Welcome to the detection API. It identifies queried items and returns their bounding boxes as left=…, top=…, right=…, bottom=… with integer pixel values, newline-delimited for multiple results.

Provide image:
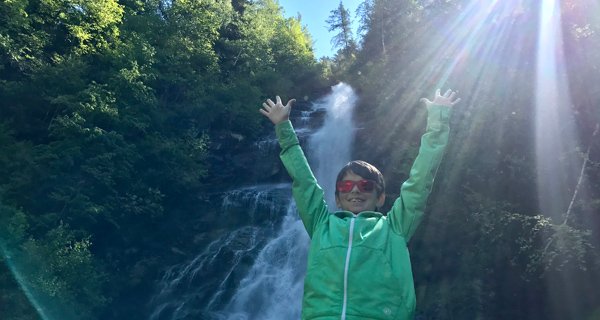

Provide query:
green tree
left=326, top=1, right=357, bottom=55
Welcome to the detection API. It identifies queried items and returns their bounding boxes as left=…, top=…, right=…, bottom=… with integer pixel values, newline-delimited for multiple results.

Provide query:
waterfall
left=148, top=83, right=358, bottom=320
left=308, top=83, right=357, bottom=208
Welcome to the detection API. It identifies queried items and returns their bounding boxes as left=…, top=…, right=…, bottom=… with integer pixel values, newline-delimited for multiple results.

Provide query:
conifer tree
left=326, top=1, right=356, bottom=55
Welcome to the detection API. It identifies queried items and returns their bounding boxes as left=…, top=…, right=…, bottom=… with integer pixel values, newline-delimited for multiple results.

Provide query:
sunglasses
left=336, top=179, right=377, bottom=193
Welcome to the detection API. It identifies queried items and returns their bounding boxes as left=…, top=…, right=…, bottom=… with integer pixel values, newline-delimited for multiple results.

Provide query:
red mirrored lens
left=336, top=180, right=376, bottom=193
left=358, top=180, right=375, bottom=192
left=336, top=181, right=354, bottom=193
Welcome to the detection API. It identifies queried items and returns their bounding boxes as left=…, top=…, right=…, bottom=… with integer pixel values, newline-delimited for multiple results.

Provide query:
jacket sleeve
left=387, top=105, right=450, bottom=241
left=276, top=120, right=330, bottom=237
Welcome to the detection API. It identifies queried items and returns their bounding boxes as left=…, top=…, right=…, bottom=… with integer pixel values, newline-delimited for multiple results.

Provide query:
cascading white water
left=148, top=184, right=292, bottom=320
left=148, top=83, right=358, bottom=320
left=308, top=83, right=358, bottom=208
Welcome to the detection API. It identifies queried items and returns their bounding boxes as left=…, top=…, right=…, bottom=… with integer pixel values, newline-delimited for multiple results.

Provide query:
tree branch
left=563, top=123, right=599, bottom=225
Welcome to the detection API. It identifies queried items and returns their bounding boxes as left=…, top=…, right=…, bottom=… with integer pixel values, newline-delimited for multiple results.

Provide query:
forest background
left=1, top=0, right=599, bottom=319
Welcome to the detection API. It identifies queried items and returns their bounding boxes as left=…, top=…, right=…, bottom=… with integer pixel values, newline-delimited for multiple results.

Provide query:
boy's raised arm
left=260, top=96, right=329, bottom=237
left=387, top=89, right=460, bottom=241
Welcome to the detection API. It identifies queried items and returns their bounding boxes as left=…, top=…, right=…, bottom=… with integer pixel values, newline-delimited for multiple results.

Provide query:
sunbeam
left=535, top=0, right=580, bottom=220
left=374, top=0, right=532, bottom=151
left=535, top=1, right=591, bottom=318
left=375, top=0, right=535, bottom=194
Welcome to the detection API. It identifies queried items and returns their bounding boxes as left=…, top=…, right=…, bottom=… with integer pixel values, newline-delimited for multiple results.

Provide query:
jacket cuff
left=276, top=120, right=299, bottom=149
left=426, top=104, right=451, bottom=131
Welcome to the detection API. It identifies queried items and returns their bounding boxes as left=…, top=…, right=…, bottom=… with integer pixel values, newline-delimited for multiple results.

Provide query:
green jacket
left=276, top=105, right=450, bottom=320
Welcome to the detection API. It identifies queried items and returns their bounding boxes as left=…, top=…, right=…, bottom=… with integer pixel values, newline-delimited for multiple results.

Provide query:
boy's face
left=335, top=171, right=385, bottom=214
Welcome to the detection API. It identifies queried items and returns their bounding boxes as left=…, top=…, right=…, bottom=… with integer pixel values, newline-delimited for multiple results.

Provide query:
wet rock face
left=207, top=132, right=283, bottom=185
left=208, top=99, right=329, bottom=186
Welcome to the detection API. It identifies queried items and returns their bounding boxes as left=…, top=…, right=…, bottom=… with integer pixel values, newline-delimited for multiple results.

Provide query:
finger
left=444, top=89, right=452, bottom=97
left=286, top=98, right=296, bottom=108
left=451, top=98, right=462, bottom=105
left=267, top=99, right=275, bottom=107
left=420, top=98, right=431, bottom=105
left=448, top=91, right=457, bottom=100
left=276, top=95, right=282, bottom=105
left=259, top=108, right=270, bottom=116
left=435, top=89, right=441, bottom=97
left=262, top=102, right=271, bottom=111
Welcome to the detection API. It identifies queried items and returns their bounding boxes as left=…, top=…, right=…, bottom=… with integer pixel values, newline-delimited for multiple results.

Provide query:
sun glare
left=379, top=0, right=586, bottom=217
left=374, top=0, right=594, bottom=232
left=379, top=0, right=531, bottom=141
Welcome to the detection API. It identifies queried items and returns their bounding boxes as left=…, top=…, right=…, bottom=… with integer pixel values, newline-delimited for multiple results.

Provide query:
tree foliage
left=0, top=0, right=326, bottom=318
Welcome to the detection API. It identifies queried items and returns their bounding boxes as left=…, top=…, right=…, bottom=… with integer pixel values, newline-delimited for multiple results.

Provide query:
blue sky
left=278, top=0, right=363, bottom=58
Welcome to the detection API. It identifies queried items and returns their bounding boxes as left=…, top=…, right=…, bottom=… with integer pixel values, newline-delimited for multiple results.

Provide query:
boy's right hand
left=420, top=89, right=460, bottom=107
left=260, top=96, right=296, bottom=125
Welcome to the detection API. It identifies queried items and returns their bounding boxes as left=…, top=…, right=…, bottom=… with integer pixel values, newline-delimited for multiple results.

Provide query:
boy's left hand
left=421, top=89, right=461, bottom=107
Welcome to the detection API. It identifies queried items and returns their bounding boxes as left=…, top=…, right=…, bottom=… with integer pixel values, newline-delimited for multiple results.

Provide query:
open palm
left=259, top=96, right=296, bottom=125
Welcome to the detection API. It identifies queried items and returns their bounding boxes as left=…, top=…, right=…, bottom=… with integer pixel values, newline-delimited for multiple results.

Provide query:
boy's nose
left=350, top=185, right=360, bottom=193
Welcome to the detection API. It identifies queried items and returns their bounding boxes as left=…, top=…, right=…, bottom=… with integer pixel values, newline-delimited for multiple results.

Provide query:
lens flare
left=1, top=244, right=50, bottom=320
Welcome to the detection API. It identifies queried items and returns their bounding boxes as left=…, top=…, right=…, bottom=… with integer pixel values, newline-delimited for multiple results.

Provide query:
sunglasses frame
left=336, top=179, right=377, bottom=193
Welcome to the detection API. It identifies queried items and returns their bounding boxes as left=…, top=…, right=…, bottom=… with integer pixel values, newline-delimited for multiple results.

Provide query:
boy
left=259, top=89, right=459, bottom=320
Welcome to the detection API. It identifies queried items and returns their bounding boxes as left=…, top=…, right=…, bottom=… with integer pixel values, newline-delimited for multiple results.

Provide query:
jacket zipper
left=341, top=217, right=355, bottom=320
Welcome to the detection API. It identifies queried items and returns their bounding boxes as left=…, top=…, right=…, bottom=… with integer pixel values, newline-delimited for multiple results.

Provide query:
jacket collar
left=334, top=210, right=383, bottom=219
